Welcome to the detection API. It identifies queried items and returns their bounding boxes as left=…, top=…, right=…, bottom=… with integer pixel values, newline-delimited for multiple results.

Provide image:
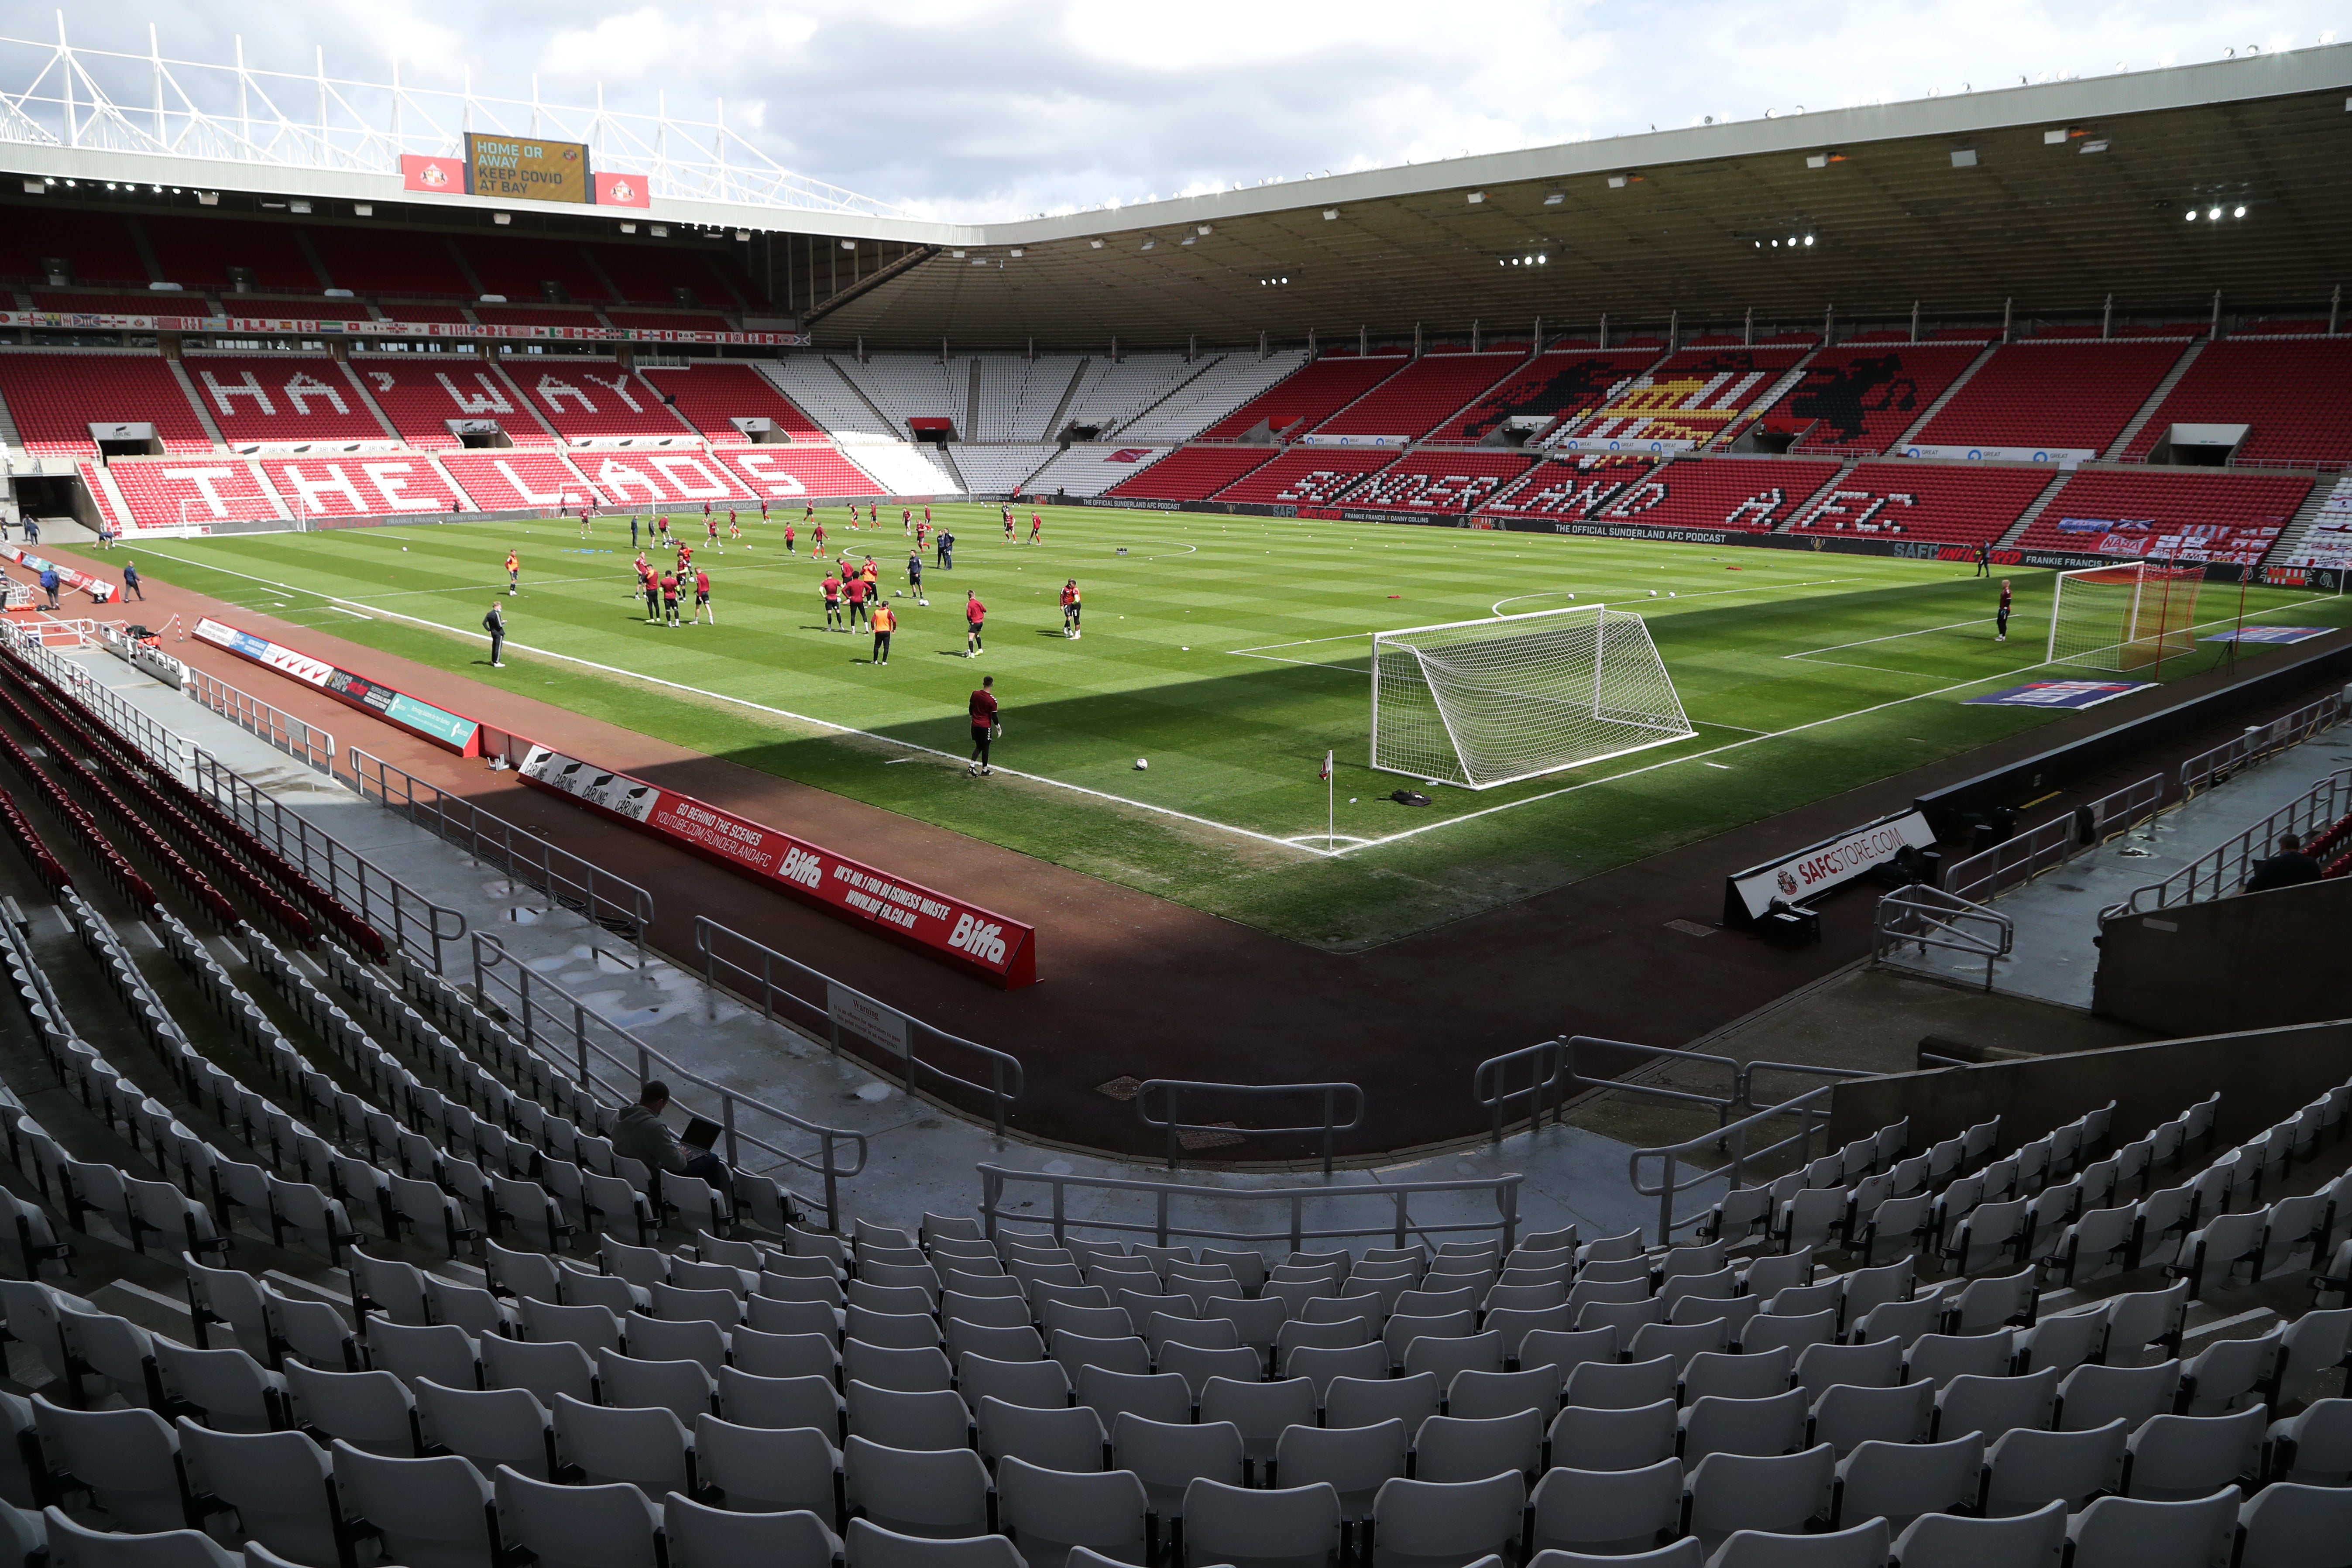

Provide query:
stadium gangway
left=976, top=1163, right=1524, bottom=1255
left=2177, top=690, right=2349, bottom=799
left=470, top=930, right=869, bottom=1231
left=1473, top=1039, right=1581, bottom=1146
left=1549, top=1036, right=1873, bottom=1148
left=1872, top=885, right=2015, bottom=992
left=693, top=914, right=1023, bottom=1139
left=1625, top=1084, right=1842, bottom=1245
left=191, top=750, right=466, bottom=974
left=1939, top=772, right=2167, bottom=905
left=1, top=621, right=194, bottom=778
left=349, top=746, right=655, bottom=967
left=1133, top=1080, right=1365, bottom=1177
left=181, top=663, right=336, bottom=776
left=2106, top=765, right=2352, bottom=925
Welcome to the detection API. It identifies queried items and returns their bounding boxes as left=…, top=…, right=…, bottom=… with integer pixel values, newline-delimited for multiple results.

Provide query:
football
left=1134, top=758, right=1149, bottom=770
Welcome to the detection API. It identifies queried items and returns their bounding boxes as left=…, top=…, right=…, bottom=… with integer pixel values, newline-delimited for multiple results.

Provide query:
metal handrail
left=1939, top=773, right=2166, bottom=904
left=691, top=915, right=1023, bottom=1138
left=0, top=623, right=194, bottom=778
left=189, top=749, right=467, bottom=972
left=183, top=665, right=335, bottom=774
left=976, top=1163, right=1524, bottom=1253
left=1875, top=885, right=2015, bottom=990
left=2178, top=694, right=2346, bottom=799
left=1628, top=1084, right=1841, bottom=1242
left=469, top=930, right=869, bottom=1230
left=2107, top=766, right=2352, bottom=923
left=1473, top=1038, right=1577, bottom=1145
left=1133, top=1080, right=1365, bottom=1176
left=1559, top=1037, right=1744, bottom=1127
left=348, top=746, right=653, bottom=963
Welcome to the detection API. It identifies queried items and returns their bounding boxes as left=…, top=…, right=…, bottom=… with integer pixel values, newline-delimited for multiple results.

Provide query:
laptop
left=680, top=1115, right=723, bottom=1153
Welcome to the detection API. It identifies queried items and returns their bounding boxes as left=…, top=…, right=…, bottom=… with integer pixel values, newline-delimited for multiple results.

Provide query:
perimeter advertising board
left=465, top=134, right=591, bottom=204
left=192, top=617, right=481, bottom=755
left=1723, top=809, right=1937, bottom=925
left=515, top=744, right=1039, bottom=988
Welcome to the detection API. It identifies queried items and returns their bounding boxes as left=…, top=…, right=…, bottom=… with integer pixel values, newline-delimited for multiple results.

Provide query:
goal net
left=1371, top=604, right=1694, bottom=789
left=2046, top=562, right=2205, bottom=671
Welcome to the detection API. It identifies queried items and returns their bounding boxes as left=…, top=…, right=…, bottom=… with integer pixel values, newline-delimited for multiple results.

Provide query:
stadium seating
left=0, top=209, right=151, bottom=287
left=75, top=461, right=132, bottom=535
left=1483, top=454, right=1658, bottom=522
left=1195, top=353, right=1404, bottom=440
left=1100, top=446, right=1277, bottom=501
left=1560, top=347, right=1813, bottom=449
left=842, top=443, right=965, bottom=497
left=1116, top=352, right=1310, bottom=443
left=347, top=358, right=555, bottom=448
left=1310, top=353, right=1522, bottom=441
left=568, top=449, right=752, bottom=507
left=106, top=456, right=285, bottom=528
left=835, top=357, right=968, bottom=439
left=1212, top=447, right=1398, bottom=506
left=2118, top=338, right=2352, bottom=468
left=1589, top=456, right=1844, bottom=532
left=505, top=362, right=697, bottom=443
left=591, top=244, right=733, bottom=307
left=714, top=446, right=887, bottom=500
left=2011, top=470, right=2312, bottom=566
left=473, top=307, right=610, bottom=331
left=26, top=292, right=188, bottom=317
left=945, top=445, right=1058, bottom=495
left=970, top=357, right=1086, bottom=443
left=761, top=360, right=901, bottom=444
left=303, top=230, right=475, bottom=298
left=1346, top=451, right=1538, bottom=514
left=2283, top=479, right=2352, bottom=569
left=1023, top=445, right=1172, bottom=498
left=454, top=238, right=613, bottom=305
left=437, top=451, right=605, bottom=509
left=638, top=365, right=829, bottom=444
left=1424, top=349, right=1663, bottom=444
left=1784, top=463, right=2057, bottom=547
left=1056, top=355, right=1200, bottom=438
left=180, top=357, right=394, bottom=447
left=1762, top=345, right=1988, bottom=456
left=256, top=456, right=465, bottom=519
left=605, top=311, right=734, bottom=333
left=0, top=352, right=214, bottom=456
left=144, top=217, right=321, bottom=294
left=1915, top=341, right=2191, bottom=455
left=374, top=305, right=476, bottom=326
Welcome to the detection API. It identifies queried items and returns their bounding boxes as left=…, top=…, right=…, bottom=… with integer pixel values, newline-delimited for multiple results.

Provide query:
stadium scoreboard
left=464, top=133, right=591, bottom=203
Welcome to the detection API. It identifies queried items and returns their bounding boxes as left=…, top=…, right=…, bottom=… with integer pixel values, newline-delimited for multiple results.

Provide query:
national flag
left=1319, top=749, right=1333, bottom=781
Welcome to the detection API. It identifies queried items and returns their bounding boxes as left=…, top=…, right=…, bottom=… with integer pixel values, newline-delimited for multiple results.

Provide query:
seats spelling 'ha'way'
left=181, top=356, right=391, bottom=447
left=347, top=358, right=554, bottom=449
left=510, top=361, right=698, bottom=443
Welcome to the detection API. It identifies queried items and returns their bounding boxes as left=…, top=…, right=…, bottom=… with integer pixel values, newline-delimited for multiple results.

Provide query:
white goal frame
left=2046, top=560, right=2204, bottom=672
left=1370, top=603, right=1695, bottom=790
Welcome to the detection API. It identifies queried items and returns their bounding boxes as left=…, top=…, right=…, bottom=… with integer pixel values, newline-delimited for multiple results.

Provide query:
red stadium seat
left=108, top=456, right=285, bottom=529
left=1483, top=454, right=1658, bottom=522
left=569, top=449, right=752, bottom=507
left=2011, top=470, right=2311, bottom=566
left=1915, top=341, right=2190, bottom=455
left=1425, top=350, right=1663, bottom=444
left=2119, top=338, right=2352, bottom=468
left=145, top=216, right=320, bottom=293
left=347, top=357, right=553, bottom=448
left=0, top=351, right=214, bottom=456
left=639, top=365, right=829, bottom=444
left=1102, top=446, right=1278, bottom=501
left=1195, top=354, right=1405, bottom=440
left=714, top=447, right=886, bottom=500
left=182, top=356, right=393, bottom=446
left=1350, top=451, right=1538, bottom=514
left=507, top=360, right=697, bottom=442
left=1312, top=354, right=1523, bottom=441
left=1572, top=456, right=1844, bottom=532
left=1213, top=447, right=1397, bottom=505
left=438, top=452, right=605, bottom=509
left=258, top=456, right=464, bottom=518
left=1784, top=463, right=2056, bottom=547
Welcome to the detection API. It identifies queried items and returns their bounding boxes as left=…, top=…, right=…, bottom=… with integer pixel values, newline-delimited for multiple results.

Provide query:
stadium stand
left=1310, top=352, right=1522, bottom=441
left=843, top=442, right=965, bottom=496
left=1101, top=445, right=1276, bottom=501
left=0, top=209, right=150, bottom=287
left=0, top=351, right=214, bottom=456
left=1346, top=451, right=1538, bottom=514
left=1483, top=453, right=1658, bottom=522
left=1592, top=456, right=1845, bottom=532
left=437, top=451, right=604, bottom=509
left=1195, top=352, right=1402, bottom=440
left=714, top=446, right=886, bottom=500
left=25, top=292, right=188, bottom=316
left=1785, top=463, right=2058, bottom=547
left=373, top=304, right=475, bottom=326
left=108, top=456, right=286, bottom=529
left=1761, top=344, right=1988, bottom=455
left=2010, top=470, right=2313, bottom=566
left=637, top=364, right=828, bottom=444
left=1213, top=447, right=1399, bottom=506
left=589, top=244, right=735, bottom=307
left=347, top=358, right=555, bottom=449
left=604, top=310, right=733, bottom=333
left=568, top=449, right=752, bottom=507
left=473, top=306, right=610, bottom=331
left=504, top=362, right=697, bottom=443
left=454, top=238, right=611, bottom=305
left=835, top=356, right=969, bottom=439
left=302, top=230, right=474, bottom=298
left=143, top=217, right=321, bottom=295
left=2283, top=479, right=2352, bottom=569
left=1425, top=349, right=1663, bottom=444
left=1559, top=347, right=1813, bottom=449
left=1914, top=341, right=2191, bottom=455
left=1115, top=351, right=1310, bottom=442
left=2118, top=338, right=2352, bottom=468
left=1021, top=445, right=1172, bottom=498
left=970, top=357, right=1086, bottom=443
left=760, top=360, right=900, bottom=444
left=1055, top=355, right=1201, bottom=438
left=179, top=356, right=395, bottom=447
left=946, top=444, right=1057, bottom=495
left=256, top=455, right=466, bottom=518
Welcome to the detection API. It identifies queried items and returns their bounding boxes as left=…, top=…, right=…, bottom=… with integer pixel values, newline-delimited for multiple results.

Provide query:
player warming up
left=505, top=550, right=520, bottom=595
left=1002, top=506, right=1015, bottom=541
left=695, top=569, right=715, bottom=625
left=659, top=569, right=681, bottom=628
left=1029, top=511, right=1043, bottom=545
left=638, top=559, right=659, bottom=622
left=845, top=570, right=869, bottom=630
left=1061, top=579, right=1082, bottom=638
left=964, top=589, right=986, bottom=657
left=812, top=521, right=827, bottom=558
left=1995, top=578, right=2013, bottom=643
left=869, top=599, right=895, bottom=665
left=968, top=675, right=998, bottom=775
left=907, top=548, right=924, bottom=604
left=784, top=521, right=797, bottom=554
left=822, top=568, right=844, bottom=631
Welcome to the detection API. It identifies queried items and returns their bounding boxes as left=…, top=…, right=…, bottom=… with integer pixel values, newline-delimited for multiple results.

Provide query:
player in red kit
left=964, top=589, right=986, bottom=657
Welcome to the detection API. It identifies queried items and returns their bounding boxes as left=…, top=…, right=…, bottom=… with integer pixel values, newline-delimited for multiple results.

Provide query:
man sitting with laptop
left=614, top=1080, right=733, bottom=1197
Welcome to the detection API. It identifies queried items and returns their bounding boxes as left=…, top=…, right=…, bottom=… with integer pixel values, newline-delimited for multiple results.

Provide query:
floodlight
left=1323, top=208, right=1339, bottom=220
left=1803, top=234, right=1814, bottom=245
left=492, top=212, right=510, bottom=224
left=2208, top=206, right=2221, bottom=219
left=1091, top=239, right=1104, bottom=247
left=2186, top=210, right=2198, bottom=220
left=2233, top=205, right=2246, bottom=217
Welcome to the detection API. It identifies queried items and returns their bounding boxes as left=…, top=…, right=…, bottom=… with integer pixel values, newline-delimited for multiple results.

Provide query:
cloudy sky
left=31, top=1, right=2345, bottom=220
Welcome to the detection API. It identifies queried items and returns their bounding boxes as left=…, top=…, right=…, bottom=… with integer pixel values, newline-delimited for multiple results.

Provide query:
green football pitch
left=124, top=504, right=2351, bottom=948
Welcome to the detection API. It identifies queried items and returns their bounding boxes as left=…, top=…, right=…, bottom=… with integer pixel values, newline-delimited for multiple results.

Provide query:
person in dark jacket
left=612, top=1081, right=731, bottom=1194
left=2242, top=833, right=2324, bottom=892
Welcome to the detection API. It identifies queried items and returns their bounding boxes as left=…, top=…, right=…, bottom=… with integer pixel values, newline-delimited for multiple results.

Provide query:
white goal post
left=1371, top=604, right=1696, bottom=789
left=2046, top=560, right=2204, bottom=672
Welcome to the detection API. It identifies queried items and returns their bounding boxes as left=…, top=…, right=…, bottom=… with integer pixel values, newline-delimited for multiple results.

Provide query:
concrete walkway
left=67, top=640, right=1661, bottom=1245
left=1882, top=723, right=2352, bottom=1005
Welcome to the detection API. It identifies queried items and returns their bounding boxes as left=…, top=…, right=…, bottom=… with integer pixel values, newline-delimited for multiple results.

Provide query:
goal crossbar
left=1370, top=603, right=1695, bottom=789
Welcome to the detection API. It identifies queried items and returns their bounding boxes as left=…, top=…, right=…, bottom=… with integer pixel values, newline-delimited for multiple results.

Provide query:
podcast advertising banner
left=464, top=133, right=591, bottom=204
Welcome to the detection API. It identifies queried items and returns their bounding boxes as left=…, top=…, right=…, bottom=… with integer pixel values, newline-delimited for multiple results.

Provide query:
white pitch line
left=1784, top=614, right=2009, bottom=657
left=1487, top=575, right=1867, bottom=619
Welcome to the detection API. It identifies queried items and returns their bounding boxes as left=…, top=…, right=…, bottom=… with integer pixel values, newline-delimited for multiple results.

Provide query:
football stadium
left=1, top=20, right=2351, bottom=1568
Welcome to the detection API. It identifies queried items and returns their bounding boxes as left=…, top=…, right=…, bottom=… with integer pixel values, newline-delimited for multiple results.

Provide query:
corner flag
left=1320, top=750, right=1333, bottom=781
